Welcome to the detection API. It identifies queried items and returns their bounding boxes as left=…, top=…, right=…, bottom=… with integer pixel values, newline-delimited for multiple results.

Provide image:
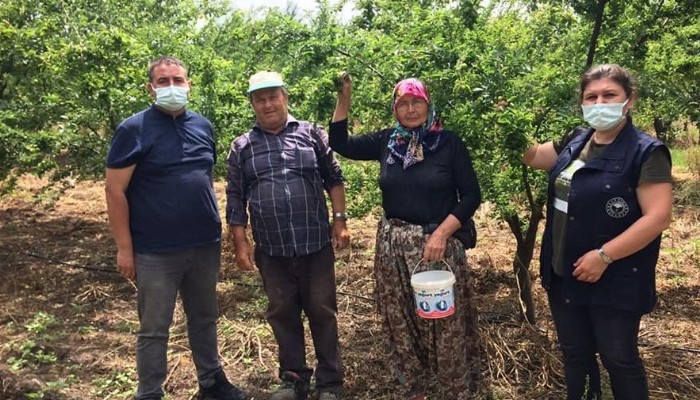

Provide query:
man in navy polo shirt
left=105, top=56, right=246, bottom=400
left=226, top=71, right=349, bottom=400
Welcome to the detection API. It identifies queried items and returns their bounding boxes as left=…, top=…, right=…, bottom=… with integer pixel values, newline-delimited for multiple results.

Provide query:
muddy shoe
left=199, top=371, right=247, bottom=400
left=318, top=392, right=340, bottom=400
left=270, top=371, right=309, bottom=400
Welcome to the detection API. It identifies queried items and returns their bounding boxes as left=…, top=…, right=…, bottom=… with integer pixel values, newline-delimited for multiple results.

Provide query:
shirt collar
left=150, top=104, right=189, bottom=119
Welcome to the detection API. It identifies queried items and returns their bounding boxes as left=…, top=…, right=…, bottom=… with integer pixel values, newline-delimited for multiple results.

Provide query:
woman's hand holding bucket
left=423, top=230, right=448, bottom=262
left=423, top=214, right=463, bottom=262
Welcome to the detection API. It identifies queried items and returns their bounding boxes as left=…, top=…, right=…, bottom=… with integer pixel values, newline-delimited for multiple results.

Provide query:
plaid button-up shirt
left=226, top=116, right=344, bottom=257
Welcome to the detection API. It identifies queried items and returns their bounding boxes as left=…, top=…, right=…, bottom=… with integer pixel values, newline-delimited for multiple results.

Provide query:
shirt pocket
left=283, top=141, right=317, bottom=172
left=596, top=156, right=638, bottom=216
left=597, top=156, right=626, bottom=188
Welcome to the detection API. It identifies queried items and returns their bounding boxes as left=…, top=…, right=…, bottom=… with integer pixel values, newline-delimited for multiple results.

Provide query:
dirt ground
left=0, top=176, right=699, bottom=400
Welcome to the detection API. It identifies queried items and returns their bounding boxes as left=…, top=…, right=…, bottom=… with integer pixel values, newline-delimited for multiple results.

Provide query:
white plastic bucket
left=410, top=260, right=456, bottom=319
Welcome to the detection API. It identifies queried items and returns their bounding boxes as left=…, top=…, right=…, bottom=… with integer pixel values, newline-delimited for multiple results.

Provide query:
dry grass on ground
left=0, top=176, right=698, bottom=399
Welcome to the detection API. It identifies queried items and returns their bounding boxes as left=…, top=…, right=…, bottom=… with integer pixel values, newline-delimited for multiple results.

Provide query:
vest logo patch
left=606, top=197, right=629, bottom=218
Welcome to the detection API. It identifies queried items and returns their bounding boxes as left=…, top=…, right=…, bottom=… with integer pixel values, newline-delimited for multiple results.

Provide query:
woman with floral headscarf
left=329, top=75, right=483, bottom=400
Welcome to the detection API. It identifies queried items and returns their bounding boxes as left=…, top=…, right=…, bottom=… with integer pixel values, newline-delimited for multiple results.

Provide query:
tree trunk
left=505, top=165, right=547, bottom=324
left=586, top=0, right=608, bottom=69
left=654, top=116, right=668, bottom=142
left=505, top=208, right=544, bottom=324
left=513, top=237, right=536, bottom=324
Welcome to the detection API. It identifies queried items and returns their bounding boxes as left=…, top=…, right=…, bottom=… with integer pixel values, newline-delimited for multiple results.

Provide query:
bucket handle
left=411, top=258, right=453, bottom=276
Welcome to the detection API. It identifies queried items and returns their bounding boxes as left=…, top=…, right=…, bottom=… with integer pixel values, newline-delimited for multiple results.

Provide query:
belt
left=387, top=218, right=438, bottom=234
left=421, top=222, right=439, bottom=234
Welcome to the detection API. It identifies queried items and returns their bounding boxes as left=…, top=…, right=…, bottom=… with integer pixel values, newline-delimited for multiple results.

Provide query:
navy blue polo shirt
left=107, top=106, right=221, bottom=253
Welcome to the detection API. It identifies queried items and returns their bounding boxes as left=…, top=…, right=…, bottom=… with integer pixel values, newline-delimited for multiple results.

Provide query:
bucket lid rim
left=410, top=270, right=456, bottom=287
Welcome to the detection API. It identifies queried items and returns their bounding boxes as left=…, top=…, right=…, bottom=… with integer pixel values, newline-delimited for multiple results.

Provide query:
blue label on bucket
left=414, top=286, right=455, bottom=319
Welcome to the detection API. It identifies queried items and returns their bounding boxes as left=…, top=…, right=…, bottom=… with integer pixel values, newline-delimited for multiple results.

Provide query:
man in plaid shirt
left=225, top=71, right=349, bottom=400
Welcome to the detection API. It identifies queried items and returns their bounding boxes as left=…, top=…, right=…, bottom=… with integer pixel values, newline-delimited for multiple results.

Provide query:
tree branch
left=335, top=48, right=385, bottom=79
left=586, top=0, right=608, bottom=69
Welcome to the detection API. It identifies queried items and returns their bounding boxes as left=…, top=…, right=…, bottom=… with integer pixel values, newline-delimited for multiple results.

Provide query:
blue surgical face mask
left=581, top=99, right=629, bottom=131
left=153, top=85, right=189, bottom=112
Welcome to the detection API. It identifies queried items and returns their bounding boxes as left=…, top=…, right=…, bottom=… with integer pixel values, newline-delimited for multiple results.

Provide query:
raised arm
left=328, top=72, right=385, bottom=160
left=522, top=141, right=558, bottom=171
left=332, top=72, right=351, bottom=123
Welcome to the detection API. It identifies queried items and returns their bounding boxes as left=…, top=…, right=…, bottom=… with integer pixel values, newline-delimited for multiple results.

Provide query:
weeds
left=5, top=312, right=60, bottom=371
left=91, top=371, right=135, bottom=399
left=25, top=312, right=57, bottom=335
left=7, top=339, right=58, bottom=370
left=24, top=378, right=75, bottom=399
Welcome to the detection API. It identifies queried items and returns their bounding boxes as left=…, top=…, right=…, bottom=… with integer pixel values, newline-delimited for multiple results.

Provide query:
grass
left=670, top=145, right=700, bottom=175
left=670, top=147, right=688, bottom=172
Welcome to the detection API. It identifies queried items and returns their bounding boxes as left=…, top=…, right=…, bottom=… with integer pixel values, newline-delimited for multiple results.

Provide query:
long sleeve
left=328, top=119, right=386, bottom=161
left=225, top=141, right=248, bottom=226
left=311, top=125, right=345, bottom=191
left=450, top=139, right=481, bottom=224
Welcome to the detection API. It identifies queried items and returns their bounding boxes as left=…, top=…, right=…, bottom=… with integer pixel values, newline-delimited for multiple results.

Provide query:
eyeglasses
left=395, top=99, right=428, bottom=111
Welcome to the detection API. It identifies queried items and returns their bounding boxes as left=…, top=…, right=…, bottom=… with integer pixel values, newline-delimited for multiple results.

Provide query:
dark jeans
left=134, top=242, right=223, bottom=400
left=548, top=275, right=649, bottom=400
left=255, top=244, right=343, bottom=394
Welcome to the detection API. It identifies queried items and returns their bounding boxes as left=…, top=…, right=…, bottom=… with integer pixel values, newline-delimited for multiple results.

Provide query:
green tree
left=0, top=0, right=211, bottom=184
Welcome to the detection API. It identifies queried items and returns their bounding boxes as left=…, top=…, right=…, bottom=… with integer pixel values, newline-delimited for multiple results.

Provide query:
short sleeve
left=553, top=126, right=589, bottom=154
left=106, top=124, right=142, bottom=168
left=639, top=147, right=672, bottom=184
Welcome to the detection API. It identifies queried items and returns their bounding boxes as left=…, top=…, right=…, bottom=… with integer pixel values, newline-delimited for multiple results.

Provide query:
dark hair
left=579, top=64, right=637, bottom=101
left=147, top=56, right=187, bottom=82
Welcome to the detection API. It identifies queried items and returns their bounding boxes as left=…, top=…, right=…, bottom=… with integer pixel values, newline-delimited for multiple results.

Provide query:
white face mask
left=581, top=99, right=628, bottom=131
left=153, top=85, right=189, bottom=112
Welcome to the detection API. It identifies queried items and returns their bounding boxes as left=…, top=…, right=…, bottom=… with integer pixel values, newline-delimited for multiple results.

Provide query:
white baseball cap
left=247, top=71, right=285, bottom=93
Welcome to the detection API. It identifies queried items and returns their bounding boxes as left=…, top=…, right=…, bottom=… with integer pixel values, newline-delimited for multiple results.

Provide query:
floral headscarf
left=387, top=78, right=444, bottom=169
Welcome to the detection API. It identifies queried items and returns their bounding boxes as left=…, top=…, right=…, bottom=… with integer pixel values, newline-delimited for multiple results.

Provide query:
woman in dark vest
left=523, top=64, right=673, bottom=400
left=329, top=74, right=483, bottom=400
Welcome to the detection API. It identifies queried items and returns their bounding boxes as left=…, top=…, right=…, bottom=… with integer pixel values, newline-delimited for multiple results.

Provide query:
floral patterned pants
left=374, top=217, right=483, bottom=399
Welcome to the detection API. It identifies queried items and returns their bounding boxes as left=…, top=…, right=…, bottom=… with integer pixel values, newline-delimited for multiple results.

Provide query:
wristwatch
left=597, top=247, right=614, bottom=264
left=333, top=211, right=347, bottom=221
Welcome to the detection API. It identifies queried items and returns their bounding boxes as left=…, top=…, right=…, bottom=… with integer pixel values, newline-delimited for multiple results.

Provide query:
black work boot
left=269, top=371, right=310, bottom=400
left=199, top=370, right=247, bottom=400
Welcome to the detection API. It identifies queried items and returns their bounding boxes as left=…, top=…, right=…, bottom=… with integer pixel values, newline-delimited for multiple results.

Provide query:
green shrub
left=340, top=160, right=381, bottom=217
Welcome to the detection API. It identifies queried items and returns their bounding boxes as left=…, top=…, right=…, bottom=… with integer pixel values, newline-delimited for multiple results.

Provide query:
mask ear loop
left=622, top=98, right=631, bottom=116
